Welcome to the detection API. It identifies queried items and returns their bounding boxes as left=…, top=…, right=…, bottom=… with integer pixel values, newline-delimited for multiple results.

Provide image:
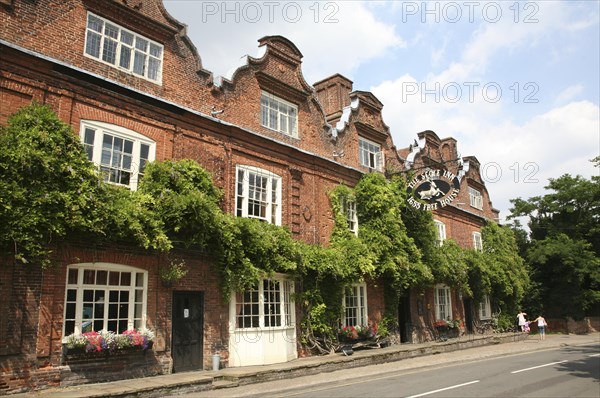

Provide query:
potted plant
left=159, top=260, right=188, bottom=287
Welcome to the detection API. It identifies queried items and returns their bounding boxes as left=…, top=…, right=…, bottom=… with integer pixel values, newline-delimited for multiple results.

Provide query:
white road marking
left=589, top=353, right=600, bottom=357
left=405, top=380, right=480, bottom=398
left=511, top=360, right=568, bottom=374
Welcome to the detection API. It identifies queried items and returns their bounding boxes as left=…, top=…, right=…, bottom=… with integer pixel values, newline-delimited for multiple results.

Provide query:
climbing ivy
left=1, top=105, right=528, bottom=353
left=0, top=104, right=170, bottom=266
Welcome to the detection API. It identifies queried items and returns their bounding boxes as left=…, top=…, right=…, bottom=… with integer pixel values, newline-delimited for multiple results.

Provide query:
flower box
left=62, top=328, right=155, bottom=362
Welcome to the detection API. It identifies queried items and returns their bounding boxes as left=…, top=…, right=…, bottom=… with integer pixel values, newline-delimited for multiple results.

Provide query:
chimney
left=313, top=74, right=353, bottom=123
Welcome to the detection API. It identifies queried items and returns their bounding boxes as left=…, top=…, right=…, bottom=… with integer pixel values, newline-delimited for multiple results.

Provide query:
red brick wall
left=409, top=288, right=466, bottom=342
left=0, top=0, right=217, bottom=114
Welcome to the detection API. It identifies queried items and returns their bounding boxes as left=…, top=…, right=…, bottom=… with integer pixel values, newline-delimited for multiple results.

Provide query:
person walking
left=533, top=315, right=548, bottom=340
left=517, top=310, right=528, bottom=332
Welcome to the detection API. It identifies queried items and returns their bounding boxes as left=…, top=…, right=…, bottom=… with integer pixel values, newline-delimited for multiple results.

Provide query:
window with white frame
left=473, top=232, right=483, bottom=252
left=63, top=263, right=148, bottom=337
left=343, top=284, right=368, bottom=327
left=260, top=92, right=298, bottom=137
left=434, top=220, right=446, bottom=247
left=236, top=165, right=282, bottom=225
left=341, top=197, right=358, bottom=235
left=235, top=278, right=295, bottom=329
left=359, top=138, right=383, bottom=170
left=469, top=187, right=483, bottom=210
left=85, top=13, right=163, bottom=83
left=80, top=121, right=155, bottom=190
left=479, top=295, right=492, bottom=320
left=434, top=284, right=452, bottom=321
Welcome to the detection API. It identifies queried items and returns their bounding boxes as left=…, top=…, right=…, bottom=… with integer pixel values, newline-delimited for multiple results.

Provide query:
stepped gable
left=461, top=156, right=487, bottom=194
left=210, top=35, right=334, bottom=159
left=400, top=130, right=463, bottom=176
left=350, top=90, right=391, bottom=143
left=217, top=36, right=314, bottom=102
left=313, top=73, right=401, bottom=173
left=400, top=130, right=499, bottom=220
left=0, top=0, right=214, bottom=111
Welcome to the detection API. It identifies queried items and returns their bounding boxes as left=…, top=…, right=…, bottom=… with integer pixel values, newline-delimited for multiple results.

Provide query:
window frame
left=479, top=295, right=492, bottom=320
left=434, top=220, right=446, bottom=247
left=80, top=120, right=155, bottom=191
left=84, top=12, right=164, bottom=84
left=341, top=196, right=358, bottom=236
left=260, top=91, right=299, bottom=138
left=62, top=263, right=148, bottom=339
left=235, top=165, right=282, bottom=226
left=359, top=137, right=383, bottom=171
left=342, top=283, right=368, bottom=328
left=434, top=284, right=452, bottom=321
left=473, top=232, right=483, bottom=252
left=234, top=276, right=295, bottom=330
left=469, top=187, right=483, bottom=210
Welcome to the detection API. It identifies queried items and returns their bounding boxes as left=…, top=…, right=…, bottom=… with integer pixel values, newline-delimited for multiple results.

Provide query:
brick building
left=397, top=130, right=500, bottom=342
left=1, top=0, right=498, bottom=393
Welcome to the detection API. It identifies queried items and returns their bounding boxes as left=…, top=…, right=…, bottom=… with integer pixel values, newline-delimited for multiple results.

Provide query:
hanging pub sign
left=407, top=168, right=460, bottom=211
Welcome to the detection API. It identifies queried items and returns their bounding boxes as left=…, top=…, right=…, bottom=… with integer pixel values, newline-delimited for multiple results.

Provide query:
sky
left=162, top=0, right=600, bottom=223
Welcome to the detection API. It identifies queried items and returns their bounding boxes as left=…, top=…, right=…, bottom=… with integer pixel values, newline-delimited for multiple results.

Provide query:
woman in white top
left=533, top=315, right=547, bottom=340
left=517, top=311, right=528, bottom=332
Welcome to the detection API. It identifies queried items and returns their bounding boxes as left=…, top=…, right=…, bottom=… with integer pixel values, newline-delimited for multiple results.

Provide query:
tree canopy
left=509, top=160, right=600, bottom=319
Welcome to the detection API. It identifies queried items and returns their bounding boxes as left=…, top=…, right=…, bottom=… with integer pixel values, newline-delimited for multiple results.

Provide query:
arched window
left=80, top=121, right=156, bottom=190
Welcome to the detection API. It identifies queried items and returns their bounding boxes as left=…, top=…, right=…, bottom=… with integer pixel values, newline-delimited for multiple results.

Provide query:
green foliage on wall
left=1, top=104, right=532, bottom=350
left=0, top=103, right=170, bottom=266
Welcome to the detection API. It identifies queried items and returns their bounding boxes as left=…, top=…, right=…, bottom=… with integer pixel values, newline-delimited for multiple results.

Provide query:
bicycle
left=473, top=318, right=495, bottom=335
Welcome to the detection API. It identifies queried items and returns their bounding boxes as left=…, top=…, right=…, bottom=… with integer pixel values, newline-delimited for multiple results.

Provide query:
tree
left=510, top=170, right=600, bottom=256
left=509, top=162, right=600, bottom=319
left=480, top=222, right=529, bottom=315
left=526, top=234, right=599, bottom=319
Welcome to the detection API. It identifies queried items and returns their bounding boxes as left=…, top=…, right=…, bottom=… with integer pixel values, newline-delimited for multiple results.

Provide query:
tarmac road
left=17, top=332, right=600, bottom=397
left=168, top=334, right=600, bottom=398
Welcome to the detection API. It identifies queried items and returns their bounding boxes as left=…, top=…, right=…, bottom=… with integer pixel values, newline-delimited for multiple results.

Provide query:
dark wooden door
left=172, top=291, right=204, bottom=372
left=398, top=292, right=412, bottom=343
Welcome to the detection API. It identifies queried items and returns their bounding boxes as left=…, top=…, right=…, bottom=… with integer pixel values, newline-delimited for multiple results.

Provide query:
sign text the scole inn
left=407, top=168, right=461, bottom=211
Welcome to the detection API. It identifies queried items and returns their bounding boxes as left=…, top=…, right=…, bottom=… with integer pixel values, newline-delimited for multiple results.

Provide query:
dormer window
left=359, top=137, right=383, bottom=171
left=85, top=13, right=163, bottom=83
left=260, top=92, right=298, bottom=137
left=469, top=187, right=483, bottom=210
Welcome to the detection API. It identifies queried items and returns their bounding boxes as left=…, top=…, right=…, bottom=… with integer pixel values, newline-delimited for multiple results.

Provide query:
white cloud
left=164, top=1, right=403, bottom=84
left=163, top=0, right=598, bottom=221
left=555, top=84, right=584, bottom=104
left=374, top=71, right=599, bottom=220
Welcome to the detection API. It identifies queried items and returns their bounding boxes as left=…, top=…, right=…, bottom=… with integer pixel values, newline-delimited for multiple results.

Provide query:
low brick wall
left=218, top=333, right=523, bottom=388
left=536, top=317, right=599, bottom=334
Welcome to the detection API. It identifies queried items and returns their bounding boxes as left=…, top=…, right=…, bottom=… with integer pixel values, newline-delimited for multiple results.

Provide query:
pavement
left=14, top=332, right=600, bottom=398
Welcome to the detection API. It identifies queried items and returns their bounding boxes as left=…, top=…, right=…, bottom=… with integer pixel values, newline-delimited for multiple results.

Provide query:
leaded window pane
left=85, top=31, right=101, bottom=58
left=260, top=92, right=298, bottom=136
left=84, top=13, right=162, bottom=82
